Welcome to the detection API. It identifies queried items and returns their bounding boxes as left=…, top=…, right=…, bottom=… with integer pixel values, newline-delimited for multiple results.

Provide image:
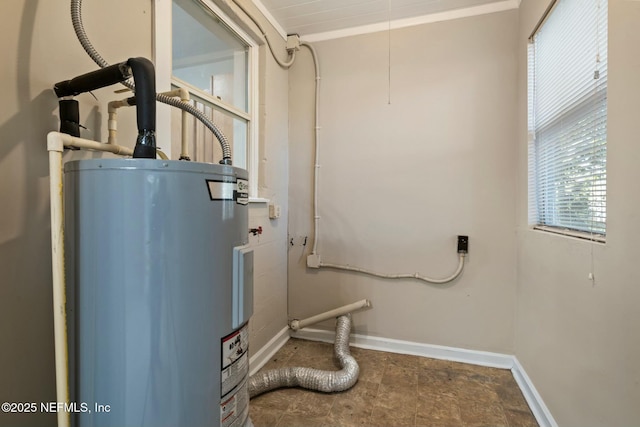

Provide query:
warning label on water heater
left=220, top=324, right=249, bottom=427
left=221, top=323, right=249, bottom=397
left=220, top=378, right=249, bottom=427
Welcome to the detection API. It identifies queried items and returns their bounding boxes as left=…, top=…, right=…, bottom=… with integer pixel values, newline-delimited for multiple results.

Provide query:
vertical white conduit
left=302, top=42, right=322, bottom=259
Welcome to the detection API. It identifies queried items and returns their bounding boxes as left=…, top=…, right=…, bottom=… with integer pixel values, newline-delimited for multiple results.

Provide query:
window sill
left=531, top=225, right=606, bottom=244
left=249, top=197, right=270, bottom=204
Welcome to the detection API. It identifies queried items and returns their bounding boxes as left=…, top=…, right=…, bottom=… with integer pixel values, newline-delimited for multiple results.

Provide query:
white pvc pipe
left=107, top=99, right=131, bottom=145
left=156, top=149, right=169, bottom=160
left=47, top=131, right=139, bottom=427
left=177, top=88, right=190, bottom=160
left=107, top=89, right=185, bottom=159
left=289, top=299, right=371, bottom=331
left=107, top=111, right=117, bottom=144
left=47, top=132, right=70, bottom=427
left=157, top=88, right=190, bottom=159
left=62, top=133, right=133, bottom=156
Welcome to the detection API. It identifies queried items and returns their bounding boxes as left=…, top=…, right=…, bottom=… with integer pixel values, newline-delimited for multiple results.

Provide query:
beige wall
left=0, top=2, right=151, bottom=426
left=288, top=11, right=519, bottom=353
left=6, top=0, right=638, bottom=424
left=244, top=7, right=290, bottom=354
left=212, top=0, right=290, bottom=355
left=0, top=1, right=288, bottom=425
left=515, top=0, right=640, bottom=425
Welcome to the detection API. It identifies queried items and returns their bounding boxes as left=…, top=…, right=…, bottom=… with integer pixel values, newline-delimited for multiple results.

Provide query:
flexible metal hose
left=70, top=0, right=232, bottom=164
left=155, top=93, right=232, bottom=164
left=248, top=314, right=359, bottom=398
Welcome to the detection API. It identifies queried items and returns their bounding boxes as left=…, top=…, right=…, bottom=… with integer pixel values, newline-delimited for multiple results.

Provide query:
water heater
left=64, top=159, right=253, bottom=427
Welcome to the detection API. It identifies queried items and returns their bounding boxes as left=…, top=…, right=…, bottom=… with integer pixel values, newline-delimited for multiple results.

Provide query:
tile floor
left=249, top=338, right=538, bottom=427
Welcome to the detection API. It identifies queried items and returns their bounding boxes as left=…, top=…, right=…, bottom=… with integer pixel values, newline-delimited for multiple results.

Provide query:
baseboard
left=248, top=326, right=290, bottom=376
left=511, top=358, right=558, bottom=427
left=291, top=327, right=514, bottom=369
left=290, top=327, right=558, bottom=427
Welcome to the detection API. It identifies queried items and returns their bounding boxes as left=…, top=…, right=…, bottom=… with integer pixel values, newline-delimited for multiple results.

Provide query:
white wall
left=515, top=0, right=640, bottom=425
left=288, top=10, right=519, bottom=353
left=0, top=1, right=288, bottom=425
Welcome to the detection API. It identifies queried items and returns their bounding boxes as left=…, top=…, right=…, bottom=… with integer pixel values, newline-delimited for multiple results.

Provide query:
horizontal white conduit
left=320, top=254, right=466, bottom=284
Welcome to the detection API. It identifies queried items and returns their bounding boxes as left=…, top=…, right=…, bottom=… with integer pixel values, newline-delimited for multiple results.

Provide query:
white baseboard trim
left=291, top=328, right=513, bottom=369
left=511, top=358, right=558, bottom=427
left=249, top=326, right=290, bottom=376
left=290, top=327, right=558, bottom=427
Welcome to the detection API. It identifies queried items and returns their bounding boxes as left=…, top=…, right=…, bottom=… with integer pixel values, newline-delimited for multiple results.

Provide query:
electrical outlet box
left=457, top=235, right=469, bottom=253
left=286, top=34, right=301, bottom=52
left=269, top=203, right=281, bottom=219
left=307, top=253, right=321, bottom=268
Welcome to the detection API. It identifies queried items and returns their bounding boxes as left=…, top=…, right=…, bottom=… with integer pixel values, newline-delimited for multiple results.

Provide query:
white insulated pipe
left=289, top=299, right=371, bottom=331
left=48, top=131, right=138, bottom=427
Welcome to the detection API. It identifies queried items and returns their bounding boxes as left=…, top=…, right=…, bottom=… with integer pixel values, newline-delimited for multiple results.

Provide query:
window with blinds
left=528, top=0, right=607, bottom=239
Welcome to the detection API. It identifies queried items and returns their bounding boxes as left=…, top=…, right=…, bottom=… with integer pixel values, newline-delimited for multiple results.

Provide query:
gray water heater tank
left=64, top=159, right=253, bottom=427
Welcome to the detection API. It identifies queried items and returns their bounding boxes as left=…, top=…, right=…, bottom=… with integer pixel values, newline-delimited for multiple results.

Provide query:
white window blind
left=528, top=0, right=607, bottom=237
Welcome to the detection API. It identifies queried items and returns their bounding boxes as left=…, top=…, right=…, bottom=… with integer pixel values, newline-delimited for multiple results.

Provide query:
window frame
left=527, top=0, right=607, bottom=242
left=154, top=0, right=260, bottom=199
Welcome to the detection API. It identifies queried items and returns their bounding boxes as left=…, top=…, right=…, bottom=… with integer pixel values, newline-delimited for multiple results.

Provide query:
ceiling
left=257, top=0, right=514, bottom=38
